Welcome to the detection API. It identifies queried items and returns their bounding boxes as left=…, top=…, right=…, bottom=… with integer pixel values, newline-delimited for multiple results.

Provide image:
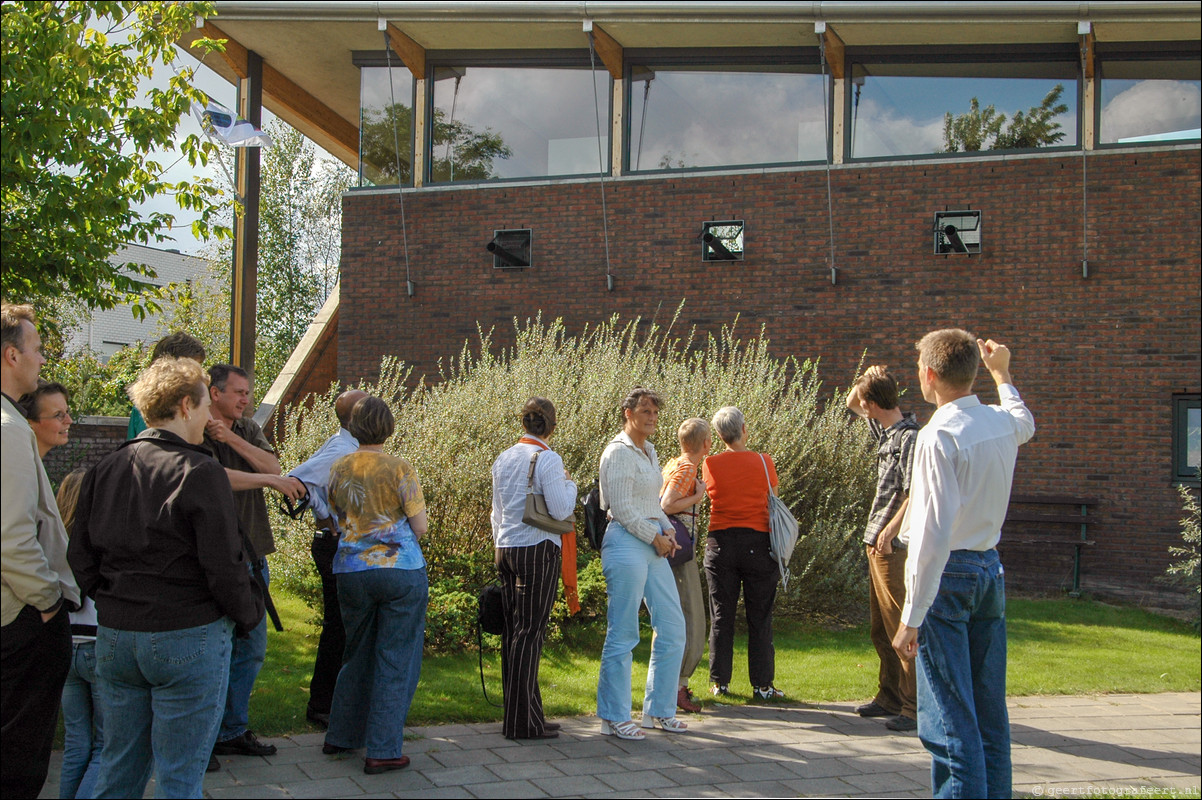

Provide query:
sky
left=141, top=47, right=276, bottom=255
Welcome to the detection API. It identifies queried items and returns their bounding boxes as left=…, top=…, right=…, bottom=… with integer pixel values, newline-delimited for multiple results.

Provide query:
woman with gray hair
left=701, top=406, right=785, bottom=701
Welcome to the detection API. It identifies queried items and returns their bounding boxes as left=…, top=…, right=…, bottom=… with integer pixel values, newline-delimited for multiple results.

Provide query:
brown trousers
left=867, top=545, right=917, bottom=719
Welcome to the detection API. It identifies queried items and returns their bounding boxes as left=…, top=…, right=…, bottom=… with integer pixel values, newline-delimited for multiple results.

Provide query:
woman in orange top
left=701, top=406, right=785, bottom=701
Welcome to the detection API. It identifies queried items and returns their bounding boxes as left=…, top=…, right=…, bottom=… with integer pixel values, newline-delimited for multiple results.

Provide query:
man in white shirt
left=892, top=329, right=1035, bottom=799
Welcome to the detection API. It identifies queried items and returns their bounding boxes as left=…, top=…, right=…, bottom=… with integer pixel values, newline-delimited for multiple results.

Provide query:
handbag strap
left=526, top=450, right=539, bottom=493
left=760, top=453, right=775, bottom=497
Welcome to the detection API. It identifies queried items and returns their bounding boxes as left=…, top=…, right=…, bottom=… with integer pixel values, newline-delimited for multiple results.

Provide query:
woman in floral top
left=322, top=397, right=428, bottom=775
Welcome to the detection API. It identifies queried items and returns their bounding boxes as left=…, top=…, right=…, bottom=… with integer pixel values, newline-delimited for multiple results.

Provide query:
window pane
left=1100, top=60, right=1201, bottom=144
left=850, top=64, right=1077, bottom=159
left=628, top=66, right=826, bottom=171
left=1188, top=406, right=1201, bottom=474
left=429, top=67, right=609, bottom=182
left=359, top=67, right=414, bottom=186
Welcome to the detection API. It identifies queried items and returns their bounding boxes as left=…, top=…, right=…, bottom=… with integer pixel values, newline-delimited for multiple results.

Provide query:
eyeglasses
left=37, top=411, right=72, bottom=422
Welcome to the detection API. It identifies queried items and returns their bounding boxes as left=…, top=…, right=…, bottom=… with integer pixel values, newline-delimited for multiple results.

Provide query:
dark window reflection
left=360, top=67, right=414, bottom=186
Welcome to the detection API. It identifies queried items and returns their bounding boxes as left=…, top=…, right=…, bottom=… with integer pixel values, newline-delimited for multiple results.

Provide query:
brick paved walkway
left=38, top=692, right=1201, bottom=798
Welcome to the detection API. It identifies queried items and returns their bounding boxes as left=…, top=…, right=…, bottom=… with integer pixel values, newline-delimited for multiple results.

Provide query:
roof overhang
left=178, top=1, right=1202, bottom=166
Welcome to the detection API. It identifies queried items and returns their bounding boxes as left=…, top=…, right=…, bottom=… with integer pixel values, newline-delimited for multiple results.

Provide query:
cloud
left=1102, top=80, right=1202, bottom=142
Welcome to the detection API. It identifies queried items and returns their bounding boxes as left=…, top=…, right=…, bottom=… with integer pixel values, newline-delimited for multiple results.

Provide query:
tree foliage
left=359, top=103, right=511, bottom=184
left=943, top=84, right=1069, bottom=152
left=1, top=1, right=226, bottom=315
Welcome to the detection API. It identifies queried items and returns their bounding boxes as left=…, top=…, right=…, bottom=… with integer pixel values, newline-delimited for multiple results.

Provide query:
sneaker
left=677, top=686, right=702, bottom=713
left=710, top=683, right=729, bottom=697
left=885, top=714, right=918, bottom=732
left=213, top=730, right=278, bottom=757
left=753, top=685, right=785, bottom=701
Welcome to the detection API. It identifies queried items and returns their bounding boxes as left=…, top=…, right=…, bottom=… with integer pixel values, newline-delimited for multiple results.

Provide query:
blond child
left=660, top=418, right=711, bottom=713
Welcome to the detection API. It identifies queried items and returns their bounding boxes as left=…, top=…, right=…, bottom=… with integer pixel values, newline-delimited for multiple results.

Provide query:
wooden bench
left=1002, top=494, right=1099, bottom=597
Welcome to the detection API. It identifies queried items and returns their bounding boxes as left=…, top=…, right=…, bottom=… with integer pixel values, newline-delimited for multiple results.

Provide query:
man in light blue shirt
left=283, top=389, right=365, bottom=728
left=893, top=330, right=1035, bottom=800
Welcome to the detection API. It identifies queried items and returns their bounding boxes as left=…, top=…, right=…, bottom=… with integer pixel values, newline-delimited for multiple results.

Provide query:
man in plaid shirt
left=847, top=365, right=920, bottom=732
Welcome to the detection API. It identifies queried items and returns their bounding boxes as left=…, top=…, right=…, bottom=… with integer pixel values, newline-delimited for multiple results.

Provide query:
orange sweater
left=702, top=450, right=778, bottom=533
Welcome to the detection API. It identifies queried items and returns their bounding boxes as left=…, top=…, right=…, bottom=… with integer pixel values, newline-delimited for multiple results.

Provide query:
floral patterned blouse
left=328, top=450, right=426, bottom=573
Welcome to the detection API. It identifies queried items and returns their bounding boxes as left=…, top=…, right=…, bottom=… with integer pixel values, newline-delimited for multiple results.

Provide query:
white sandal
left=599, top=718, right=645, bottom=740
left=641, top=715, right=688, bottom=733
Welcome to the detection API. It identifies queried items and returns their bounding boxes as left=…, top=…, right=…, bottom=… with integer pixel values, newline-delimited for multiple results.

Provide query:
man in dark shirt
left=847, top=365, right=920, bottom=733
left=204, top=364, right=302, bottom=762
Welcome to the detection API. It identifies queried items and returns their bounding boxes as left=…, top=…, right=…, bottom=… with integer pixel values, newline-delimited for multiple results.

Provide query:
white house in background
left=66, top=243, right=209, bottom=360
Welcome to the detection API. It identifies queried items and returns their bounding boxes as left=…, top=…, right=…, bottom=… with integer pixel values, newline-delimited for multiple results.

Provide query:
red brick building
left=186, top=2, right=1200, bottom=601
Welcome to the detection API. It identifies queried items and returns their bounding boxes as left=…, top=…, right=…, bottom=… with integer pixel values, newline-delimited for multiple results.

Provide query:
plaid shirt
left=862, top=413, right=919, bottom=547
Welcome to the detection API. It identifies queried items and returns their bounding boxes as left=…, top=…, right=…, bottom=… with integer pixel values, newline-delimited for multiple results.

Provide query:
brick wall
left=339, top=146, right=1202, bottom=600
left=43, top=417, right=127, bottom=487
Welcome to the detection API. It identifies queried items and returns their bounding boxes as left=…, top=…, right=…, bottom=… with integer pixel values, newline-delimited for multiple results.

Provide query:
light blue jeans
left=60, top=640, right=103, bottom=799
left=596, top=521, right=685, bottom=722
left=326, top=567, right=428, bottom=759
left=93, top=618, right=234, bottom=799
left=220, top=559, right=269, bottom=741
left=916, top=549, right=1010, bottom=799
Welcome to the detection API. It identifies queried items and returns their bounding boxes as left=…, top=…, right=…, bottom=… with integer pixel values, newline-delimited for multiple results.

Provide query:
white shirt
left=599, top=431, right=673, bottom=545
left=901, top=385, right=1035, bottom=628
left=288, top=428, right=360, bottom=526
left=491, top=437, right=577, bottom=549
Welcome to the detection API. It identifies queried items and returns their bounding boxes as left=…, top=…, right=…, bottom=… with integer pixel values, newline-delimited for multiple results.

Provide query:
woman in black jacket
left=68, top=357, right=263, bottom=799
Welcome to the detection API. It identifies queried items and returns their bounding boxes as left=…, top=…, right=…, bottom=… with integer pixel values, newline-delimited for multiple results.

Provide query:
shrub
left=1165, top=485, right=1201, bottom=631
left=268, top=311, right=875, bottom=650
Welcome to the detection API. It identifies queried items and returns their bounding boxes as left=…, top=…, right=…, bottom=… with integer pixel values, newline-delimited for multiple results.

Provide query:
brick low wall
left=43, top=416, right=127, bottom=487
left=339, top=146, right=1202, bottom=601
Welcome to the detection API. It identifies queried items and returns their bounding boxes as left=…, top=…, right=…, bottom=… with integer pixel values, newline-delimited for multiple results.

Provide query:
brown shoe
left=677, top=686, right=702, bottom=713
left=364, top=755, right=410, bottom=774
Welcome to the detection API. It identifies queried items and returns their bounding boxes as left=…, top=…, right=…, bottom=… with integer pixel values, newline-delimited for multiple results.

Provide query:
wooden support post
left=1079, top=26, right=1096, bottom=150
left=818, top=24, right=846, bottom=163
left=231, top=50, right=262, bottom=381
left=591, top=24, right=624, bottom=81
left=386, top=23, right=427, bottom=186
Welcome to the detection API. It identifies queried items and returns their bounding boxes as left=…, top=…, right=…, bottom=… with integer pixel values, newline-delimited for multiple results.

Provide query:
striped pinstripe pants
left=496, top=540, right=561, bottom=739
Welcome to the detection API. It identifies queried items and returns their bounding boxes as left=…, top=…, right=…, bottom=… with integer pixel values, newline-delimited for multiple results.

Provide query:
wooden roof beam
left=818, top=23, right=845, bottom=80
left=590, top=23, right=624, bottom=80
left=386, top=22, right=426, bottom=78
left=202, top=21, right=248, bottom=79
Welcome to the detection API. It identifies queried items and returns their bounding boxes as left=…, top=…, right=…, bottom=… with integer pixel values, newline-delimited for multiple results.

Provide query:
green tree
left=1, top=1, right=228, bottom=316
left=359, top=104, right=511, bottom=184
left=156, top=119, right=352, bottom=401
left=943, top=84, right=1068, bottom=152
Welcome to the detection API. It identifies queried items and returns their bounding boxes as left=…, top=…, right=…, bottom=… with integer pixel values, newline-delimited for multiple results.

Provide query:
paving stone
left=547, top=756, right=630, bottom=777
left=280, top=776, right=366, bottom=798
left=426, top=764, right=504, bottom=787
left=393, top=787, right=482, bottom=799
left=595, top=768, right=679, bottom=791
left=714, top=759, right=798, bottom=783
left=781, top=776, right=861, bottom=796
left=208, top=785, right=292, bottom=799
left=427, top=747, right=504, bottom=768
left=468, top=778, right=550, bottom=798
left=532, top=774, right=613, bottom=796
left=709, top=779, right=798, bottom=797
left=840, top=769, right=929, bottom=794
left=654, top=763, right=741, bottom=786
left=486, top=759, right=566, bottom=781
left=223, top=761, right=310, bottom=785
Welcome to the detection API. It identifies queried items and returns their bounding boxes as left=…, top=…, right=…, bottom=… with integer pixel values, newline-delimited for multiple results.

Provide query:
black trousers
left=308, top=533, right=345, bottom=715
left=496, top=541, right=560, bottom=739
left=1, top=603, right=71, bottom=799
left=704, top=528, right=780, bottom=688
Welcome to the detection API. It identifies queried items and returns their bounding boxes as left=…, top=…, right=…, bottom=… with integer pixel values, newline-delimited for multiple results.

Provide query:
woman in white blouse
left=490, top=397, right=577, bottom=740
left=596, top=387, right=688, bottom=740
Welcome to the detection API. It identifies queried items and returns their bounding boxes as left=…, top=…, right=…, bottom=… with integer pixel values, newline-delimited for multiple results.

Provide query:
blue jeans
left=60, top=641, right=104, bottom=799
left=326, top=567, right=427, bottom=759
left=597, top=521, right=685, bottom=722
left=916, top=549, right=1010, bottom=799
left=93, top=618, right=234, bottom=799
left=220, top=559, right=269, bottom=741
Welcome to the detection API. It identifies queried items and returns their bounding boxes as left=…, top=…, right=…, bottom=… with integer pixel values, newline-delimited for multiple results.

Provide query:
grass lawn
left=249, top=592, right=1200, bottom=737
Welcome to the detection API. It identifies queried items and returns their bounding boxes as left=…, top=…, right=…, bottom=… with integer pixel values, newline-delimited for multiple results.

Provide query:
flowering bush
left=267, top=311, right=875, bottom=650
